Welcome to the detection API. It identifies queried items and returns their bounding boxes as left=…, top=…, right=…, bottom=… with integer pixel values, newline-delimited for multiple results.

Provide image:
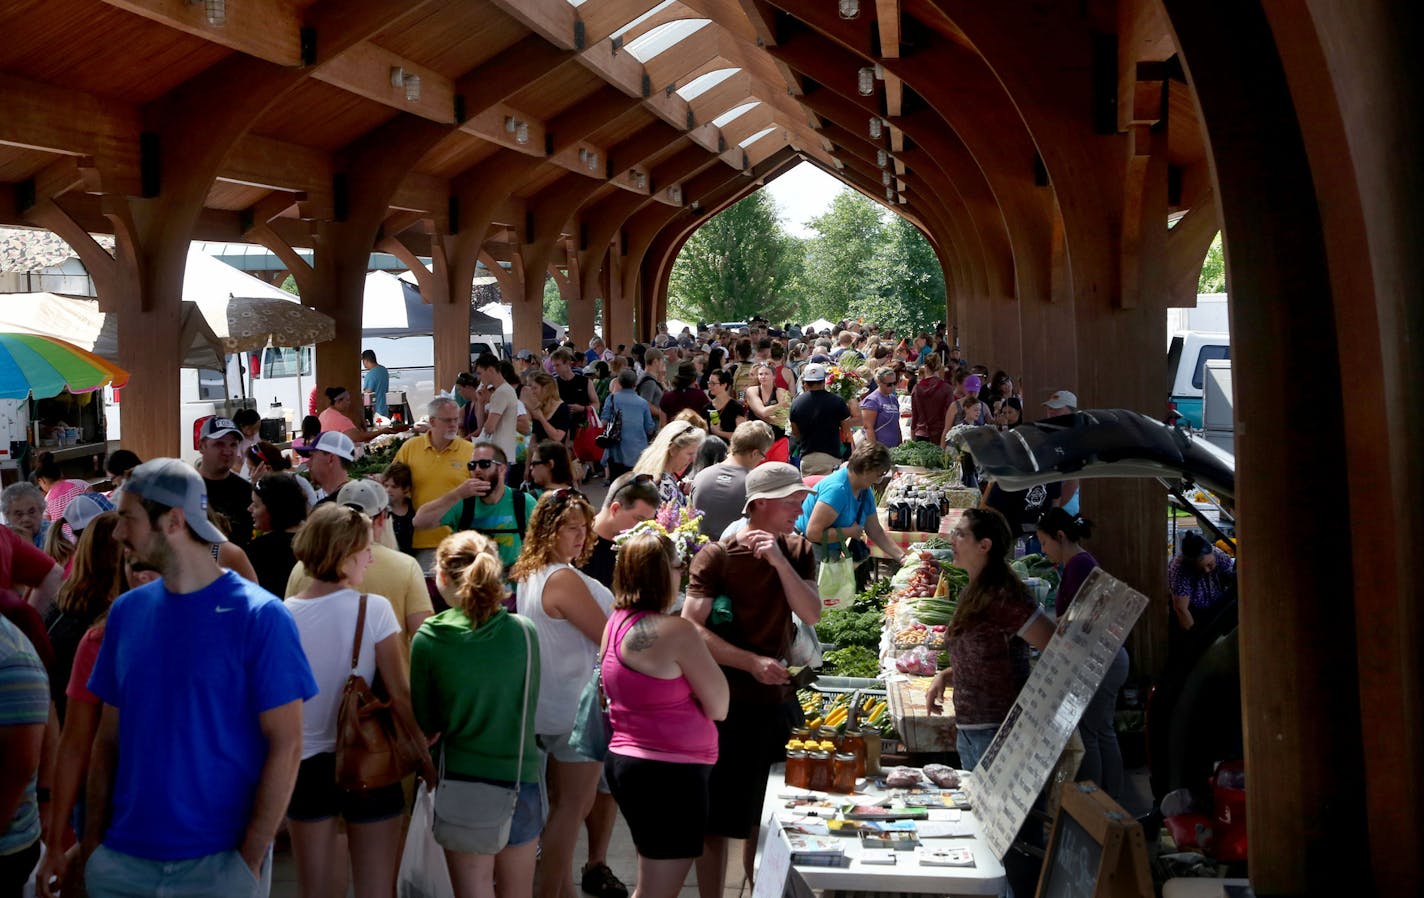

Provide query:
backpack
left=458, top=488, right=530, bottom=539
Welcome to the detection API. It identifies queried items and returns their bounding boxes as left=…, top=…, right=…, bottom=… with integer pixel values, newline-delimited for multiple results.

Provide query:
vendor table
left=756, top=767, right=1006, bottom=896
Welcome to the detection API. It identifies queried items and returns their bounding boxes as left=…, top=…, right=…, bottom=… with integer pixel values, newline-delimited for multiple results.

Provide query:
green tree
left=1198, top=231, right=1226, bottom=293
left=543, top=276, right=568, bottom=325
left=668, top=191, right=805, bottom=323
left=801, top=191, right=887, bottom=320
left=849, top=215, right=946, bottom=336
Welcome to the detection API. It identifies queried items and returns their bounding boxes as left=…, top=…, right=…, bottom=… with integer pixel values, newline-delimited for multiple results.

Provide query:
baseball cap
left=963, top=374, right=983, bottom=394
left=295, top=431, right=356, bottom=460
left=1044, top=390, right=1078, bottom=409
left=742, top=462, right=810, bottom=513
left=514, top=349, right=535, bottom=361
left=336, top=479, right=389, bottom=516
left=810, top=353, right=831, bottom=364
left=63, top=492, right=114, bottom=535
left=122, top=458, right=228, bottom=544
left=200, top=417, right=241, bottom=441
left=801, top=362, right=828, bottom=383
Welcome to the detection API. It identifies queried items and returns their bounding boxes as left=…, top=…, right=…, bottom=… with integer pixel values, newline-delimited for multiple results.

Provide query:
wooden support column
left=557, top=254, right=595, bottom=348
left=601, top=248, right=632, bottom=352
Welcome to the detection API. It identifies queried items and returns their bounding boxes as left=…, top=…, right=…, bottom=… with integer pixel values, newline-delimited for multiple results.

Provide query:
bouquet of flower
left=825, top=365, right=866, bottom=403
left=349, top=431, right=415, bottom=478
left=614, top=503, right=710, bottom=567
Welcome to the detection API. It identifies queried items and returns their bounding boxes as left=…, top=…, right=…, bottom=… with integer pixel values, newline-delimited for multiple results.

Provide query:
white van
left=1167, top=330, right=1230, bottom=428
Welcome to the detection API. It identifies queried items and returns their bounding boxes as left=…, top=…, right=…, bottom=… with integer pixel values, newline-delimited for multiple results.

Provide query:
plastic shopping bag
left=398, top=783, right=455, bottom=898
left=816, top=554, right=857, bottom=610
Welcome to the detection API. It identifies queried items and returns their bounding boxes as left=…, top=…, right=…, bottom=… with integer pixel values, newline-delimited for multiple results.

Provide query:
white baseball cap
left=296, top=431, right=356, bottom=461
left=801, top=362, right=828, bottom=383
left=1043, top=390, right=1078, bottom=410
left=62, top=492, right=115, bottom=535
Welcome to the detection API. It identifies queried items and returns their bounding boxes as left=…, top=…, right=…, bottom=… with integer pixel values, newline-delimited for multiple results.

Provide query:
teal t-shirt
left=441, top=487, right=536, bottom=570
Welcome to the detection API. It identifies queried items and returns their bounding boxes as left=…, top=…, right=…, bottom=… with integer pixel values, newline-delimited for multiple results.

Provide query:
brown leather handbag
left=334, top=594, right=422, bottom=791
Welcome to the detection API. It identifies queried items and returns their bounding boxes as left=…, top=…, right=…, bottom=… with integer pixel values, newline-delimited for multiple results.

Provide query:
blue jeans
left=85, top=844, right=272, bottom=898
left=1077, top=647, right=1130, bottom=801
left=956, top=726, right=998, bottom=772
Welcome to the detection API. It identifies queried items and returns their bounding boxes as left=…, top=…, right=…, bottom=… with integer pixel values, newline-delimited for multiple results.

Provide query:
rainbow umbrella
left=0, top=333, right=129, bottom=399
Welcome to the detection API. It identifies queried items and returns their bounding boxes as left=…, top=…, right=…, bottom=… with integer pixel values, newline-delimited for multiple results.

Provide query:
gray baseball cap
left=122, top=458, right=228, bottom=544
left=336, top=479, right=389, bottom=517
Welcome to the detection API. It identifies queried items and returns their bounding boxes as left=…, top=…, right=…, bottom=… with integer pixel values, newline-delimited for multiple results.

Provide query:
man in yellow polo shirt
left=394, top=396, right=474, bottom=571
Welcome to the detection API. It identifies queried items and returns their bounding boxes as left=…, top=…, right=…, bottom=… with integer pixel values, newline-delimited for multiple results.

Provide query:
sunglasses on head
left=468, top=458, right=502, bottom=470
left=549, top=487, right=586, bottom=503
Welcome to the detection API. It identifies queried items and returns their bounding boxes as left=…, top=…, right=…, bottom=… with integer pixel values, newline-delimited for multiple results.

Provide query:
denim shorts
left=85, top=843, right=271, bottom=898
left=539, top=730, right=599, bottom=764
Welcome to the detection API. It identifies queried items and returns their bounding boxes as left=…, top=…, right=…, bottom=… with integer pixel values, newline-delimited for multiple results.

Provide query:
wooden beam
left=98, top=0, right=303, bottom=66
left=876, top=0, right=902, bottom=58
left=313, top=42, right=455, bottom=124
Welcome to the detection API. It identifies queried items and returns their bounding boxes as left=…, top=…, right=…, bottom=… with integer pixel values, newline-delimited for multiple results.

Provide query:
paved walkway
left=270, top=818, right=749, bottom=898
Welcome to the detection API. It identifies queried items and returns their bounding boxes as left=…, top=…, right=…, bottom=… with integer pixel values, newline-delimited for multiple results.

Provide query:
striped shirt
left=0, top=614, right=48, bottom=854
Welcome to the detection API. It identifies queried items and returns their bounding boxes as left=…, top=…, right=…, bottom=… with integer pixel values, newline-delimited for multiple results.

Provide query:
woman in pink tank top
left=601, top=531, right=729, bottom=898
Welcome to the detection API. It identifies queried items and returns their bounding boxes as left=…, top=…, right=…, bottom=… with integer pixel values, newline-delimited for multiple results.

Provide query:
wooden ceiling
left=0, top=0, right=1209, bottom=299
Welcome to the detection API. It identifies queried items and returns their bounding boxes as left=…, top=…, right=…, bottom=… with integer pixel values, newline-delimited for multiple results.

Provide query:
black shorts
left=286, top=752, right=405, bottom=824
left=706, top=703, right=790, bottom=839
left=605, top=752, right=711, bottom=859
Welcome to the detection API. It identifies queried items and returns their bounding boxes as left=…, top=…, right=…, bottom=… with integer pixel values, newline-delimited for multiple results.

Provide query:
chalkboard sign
left=1038, top=813, right=1102, bottom=898
left=1035, top=783, right=1151, bottom=898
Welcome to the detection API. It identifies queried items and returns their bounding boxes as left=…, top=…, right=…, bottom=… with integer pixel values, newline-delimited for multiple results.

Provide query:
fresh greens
left=889, top=442, right=953, bottom=469
left=1010, top=553, right=1060, bottom=586
left=822, top=646, right=882, bottom=679
left=816, top=608, right=884, bottom=649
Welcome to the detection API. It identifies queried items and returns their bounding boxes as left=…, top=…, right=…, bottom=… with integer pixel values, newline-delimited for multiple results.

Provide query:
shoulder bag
left=570, top=612, right=637, bottom=762
left=593, top=405, right=622, bottom=450
left=431, top=616, right=535, bottom=855
left=335, top=594, right=425, bottom=791
left=816, top=527, right=858, bottom=611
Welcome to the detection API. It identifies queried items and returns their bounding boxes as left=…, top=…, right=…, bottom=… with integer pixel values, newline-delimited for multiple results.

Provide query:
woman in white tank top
left=511, top=489, right=613, bottom=898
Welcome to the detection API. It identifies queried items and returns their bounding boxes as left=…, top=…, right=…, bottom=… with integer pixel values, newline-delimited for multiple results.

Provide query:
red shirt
left=0, top=525, right=58, bottom=594
left=66, top=626, right=105, bottom=706
left=947, top=586, right=1040, bottom=727
left=910, top=376, right=954, bottom=440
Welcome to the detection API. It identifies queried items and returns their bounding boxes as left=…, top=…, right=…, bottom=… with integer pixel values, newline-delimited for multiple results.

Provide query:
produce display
left=798, top=690, right=894, bottom=738
left=822, top=646, right=881, bottom=679
left=1010, top=553, right=1060, bottom=587
left=889, top=442, right=956, bottom=469
left=895, top=555, right=946, bottom=598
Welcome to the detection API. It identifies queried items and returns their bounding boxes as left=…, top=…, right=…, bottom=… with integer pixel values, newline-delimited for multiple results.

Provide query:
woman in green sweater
left=412, top=531, right=543, bottom=898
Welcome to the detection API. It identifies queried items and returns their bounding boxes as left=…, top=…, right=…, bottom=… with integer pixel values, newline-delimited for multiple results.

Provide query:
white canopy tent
left=805, top=318, right=837, bottom=333
left=0, top=292, right=226, bottom=370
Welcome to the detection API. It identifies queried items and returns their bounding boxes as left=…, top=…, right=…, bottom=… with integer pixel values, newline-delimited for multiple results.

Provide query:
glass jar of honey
left=807, top=750, right=834, bottom=792
left=840, top=729, right=867, bottom=779
left=791, top=726, right=811, bottom=742
left=785, top=749, right=809, bottom=789
left=832, top=752, right=858, bottom=793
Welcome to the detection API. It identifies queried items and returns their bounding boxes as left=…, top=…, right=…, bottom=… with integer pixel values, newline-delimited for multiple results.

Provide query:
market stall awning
left=183, top=248, right=334, bottom=352
left=0, top=292, right=225, bottom=371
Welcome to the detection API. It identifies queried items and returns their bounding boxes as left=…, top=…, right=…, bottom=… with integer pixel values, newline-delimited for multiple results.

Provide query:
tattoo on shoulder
left=626, top=616, right=659, bottom=651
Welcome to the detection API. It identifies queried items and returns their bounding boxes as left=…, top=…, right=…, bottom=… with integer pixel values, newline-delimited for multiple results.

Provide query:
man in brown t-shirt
left=684, top=462, right=821, bottom=898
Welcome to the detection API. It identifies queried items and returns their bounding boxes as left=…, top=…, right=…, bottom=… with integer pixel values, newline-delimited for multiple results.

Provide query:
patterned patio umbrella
left=0, top=332, right=129, bottom=399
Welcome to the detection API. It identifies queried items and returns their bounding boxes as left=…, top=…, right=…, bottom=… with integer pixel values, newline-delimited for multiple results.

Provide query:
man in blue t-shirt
left=77, top=459, right=317, bottom=897
left=362, top=349, right=391, bottom=419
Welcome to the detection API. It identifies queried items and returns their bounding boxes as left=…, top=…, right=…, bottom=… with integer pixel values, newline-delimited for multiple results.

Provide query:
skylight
left=625, top=19, right=710, bottom=62
left=739, top=126, right=778, bottom=148
left=610, top=1, right=677, bottom=40
left=677, top=67, right=739, bottom=100
left=713, top=101, right=760, bottom=127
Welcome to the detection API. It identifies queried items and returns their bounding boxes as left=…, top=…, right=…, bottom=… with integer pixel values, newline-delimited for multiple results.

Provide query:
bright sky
left=763, top=162, right=848, bottom=237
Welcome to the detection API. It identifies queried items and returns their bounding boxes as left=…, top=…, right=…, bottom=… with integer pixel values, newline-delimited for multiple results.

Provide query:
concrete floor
left=269, top=815, right=749, bottom=898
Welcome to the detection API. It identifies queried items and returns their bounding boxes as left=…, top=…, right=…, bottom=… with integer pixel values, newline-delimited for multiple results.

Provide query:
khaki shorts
left=800, top=452, right=843, bottom=476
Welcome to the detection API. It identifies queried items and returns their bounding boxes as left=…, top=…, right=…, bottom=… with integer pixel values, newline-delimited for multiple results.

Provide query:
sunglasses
left=468, top=459, right=503, bottom=470
left=528, top=458, right=550, bottom=467
left=548, top=487, right=586, bottom=503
